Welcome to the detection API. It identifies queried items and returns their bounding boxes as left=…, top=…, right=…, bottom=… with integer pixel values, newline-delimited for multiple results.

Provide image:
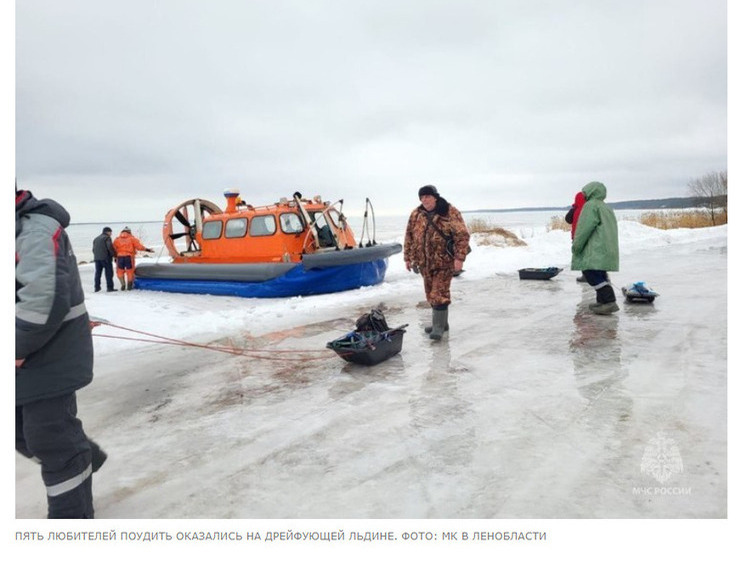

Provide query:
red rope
left=92, top=322, right=333, bottom=360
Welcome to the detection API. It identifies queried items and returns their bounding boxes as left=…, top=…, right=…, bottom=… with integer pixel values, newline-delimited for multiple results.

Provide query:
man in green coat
left=571, top=181, right=620, bottom=315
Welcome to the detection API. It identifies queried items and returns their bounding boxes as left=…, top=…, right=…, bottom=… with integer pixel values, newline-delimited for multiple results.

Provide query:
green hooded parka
left=571, top=181, right=619, bottom=272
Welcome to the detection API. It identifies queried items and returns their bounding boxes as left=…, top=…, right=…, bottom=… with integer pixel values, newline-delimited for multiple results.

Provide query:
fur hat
left=418, top=185, right=439, bottom=198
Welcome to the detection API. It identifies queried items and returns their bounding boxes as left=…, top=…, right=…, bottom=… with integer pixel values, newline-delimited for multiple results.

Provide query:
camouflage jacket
left=404, top=198, right=470, bottom=271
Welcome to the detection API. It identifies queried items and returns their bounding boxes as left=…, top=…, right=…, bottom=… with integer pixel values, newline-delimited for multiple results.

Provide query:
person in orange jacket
left=112, top=227, right=153, bottom=290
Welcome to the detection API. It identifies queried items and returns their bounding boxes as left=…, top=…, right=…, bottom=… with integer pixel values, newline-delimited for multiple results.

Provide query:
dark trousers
left=16, top=393, right=94, bottom=518
left=94, top=259, right=114, bottom=291
left=582, top=269, right=616, bottom=303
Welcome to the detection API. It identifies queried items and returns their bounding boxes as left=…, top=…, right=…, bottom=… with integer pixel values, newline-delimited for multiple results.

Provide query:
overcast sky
left=14, top=0, right=728, bottom=223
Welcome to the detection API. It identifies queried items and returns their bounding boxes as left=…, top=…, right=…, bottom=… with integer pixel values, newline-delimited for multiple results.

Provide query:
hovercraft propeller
left=163, top=198, right=223, bottom=258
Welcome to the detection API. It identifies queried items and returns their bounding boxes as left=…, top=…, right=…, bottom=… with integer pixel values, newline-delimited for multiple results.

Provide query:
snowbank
left=83, top=223, right=727, bottom=357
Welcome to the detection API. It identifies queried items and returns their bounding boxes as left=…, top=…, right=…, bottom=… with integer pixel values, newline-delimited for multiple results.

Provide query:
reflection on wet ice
left=408, top=342, right=476, bottom=474
left=569, top=299, right=633, bottom=455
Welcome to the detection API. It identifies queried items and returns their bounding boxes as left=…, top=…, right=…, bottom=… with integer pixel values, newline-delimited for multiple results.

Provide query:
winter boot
left=592, top=301, right=620, bottom=315
left=429, top=306, right=449, bottom=340
left=118, top=277, right=126, bottom=290
left=126, top=280, right=133, bottom=290
left=425, top=310, right=450, bottom=334
left=590, top=285, right=619, bottom=315
left=89, top=440, right=107, bottom=473
left=576, top=273, right=586, bottom=283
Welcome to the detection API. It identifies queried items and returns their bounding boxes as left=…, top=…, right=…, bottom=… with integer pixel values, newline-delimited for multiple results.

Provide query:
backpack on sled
left=327, top=309, right=407, bottom=366
left=622, top=281, right=659, bottom=303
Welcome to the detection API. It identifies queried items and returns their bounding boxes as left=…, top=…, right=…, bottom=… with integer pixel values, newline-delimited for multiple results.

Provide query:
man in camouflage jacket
left=404, top=185, right=470, bottom=340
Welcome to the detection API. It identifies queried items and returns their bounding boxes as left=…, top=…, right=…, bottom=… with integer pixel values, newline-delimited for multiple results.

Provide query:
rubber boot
left=425, top=314, right=450, bottom=334
left=89, top=440, right=107, bottom=473
left=590, top=285, right=619, bottom=315
left=429, top=306, right=449, bottom=340
left=126, top=279, right=133, bottom=291
left=118, top=276, right=126, bottom=290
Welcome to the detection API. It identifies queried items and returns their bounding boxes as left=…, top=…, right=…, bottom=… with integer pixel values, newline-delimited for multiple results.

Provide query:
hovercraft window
left=202, top=220, right=223, bottom=240
left=250, top=215, right=277, bottom=236
left=279, top=213, right=304, bottom=234
left=226, top=218, right=248, bottom=238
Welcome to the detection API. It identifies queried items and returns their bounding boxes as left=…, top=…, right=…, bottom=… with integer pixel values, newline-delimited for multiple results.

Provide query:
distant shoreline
left=70, top=196, right=710, bottom=225
left=72, top=220, right=163, bottom=226
left=466, top=196, right=711, bottom=213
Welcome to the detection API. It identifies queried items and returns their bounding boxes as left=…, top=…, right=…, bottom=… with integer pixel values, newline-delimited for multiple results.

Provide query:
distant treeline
left=468, top=196, right=716, bottom=213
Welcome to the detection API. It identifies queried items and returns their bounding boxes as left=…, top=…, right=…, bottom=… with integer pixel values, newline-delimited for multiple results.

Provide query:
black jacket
left=92, top=232, right=116, bottom=261
left=16, top=191, right=94, bottom=405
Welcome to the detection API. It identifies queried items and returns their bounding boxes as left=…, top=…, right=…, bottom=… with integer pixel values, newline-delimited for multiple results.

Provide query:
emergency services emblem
left=640, top=431, right=684, bottom=484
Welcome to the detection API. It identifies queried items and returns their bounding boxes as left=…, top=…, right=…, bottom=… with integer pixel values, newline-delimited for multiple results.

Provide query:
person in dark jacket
left=16, top=187, right=106, bottom=518
left=92, top=227, right=117, bottom=292
left=404, top=185, right=470, bottom=340
left=571, top=181, right=620, bottom=315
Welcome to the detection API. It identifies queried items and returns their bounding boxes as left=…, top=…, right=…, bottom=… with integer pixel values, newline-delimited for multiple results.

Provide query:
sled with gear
left=326, top=309, right=407, bottom=366
left=622, top=281, right=659, bottom=303
left=518, top=267, right=563, bottom=280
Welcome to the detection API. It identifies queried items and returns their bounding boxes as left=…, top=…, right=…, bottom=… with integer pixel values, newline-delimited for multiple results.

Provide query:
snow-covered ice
left=15, top=215, right=728, bottom=520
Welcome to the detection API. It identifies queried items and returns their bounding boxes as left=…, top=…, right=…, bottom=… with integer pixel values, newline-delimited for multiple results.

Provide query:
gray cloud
left=16, top=0, right=727, bottom=222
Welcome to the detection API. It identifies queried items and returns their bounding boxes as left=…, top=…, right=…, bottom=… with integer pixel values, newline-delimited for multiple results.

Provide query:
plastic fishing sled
left=326, top=309, right=408, bottom=366
left=518, top=267, right=563, bottom=280
left=622, top=281, right=659, bottom=303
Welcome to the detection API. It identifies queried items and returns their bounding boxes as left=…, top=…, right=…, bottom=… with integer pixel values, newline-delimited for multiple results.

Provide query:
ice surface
left=15, top=218, right=728, bottom=518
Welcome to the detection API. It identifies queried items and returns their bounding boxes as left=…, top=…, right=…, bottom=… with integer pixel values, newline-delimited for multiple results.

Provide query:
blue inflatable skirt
left=134, top=259, right=390, bottom=298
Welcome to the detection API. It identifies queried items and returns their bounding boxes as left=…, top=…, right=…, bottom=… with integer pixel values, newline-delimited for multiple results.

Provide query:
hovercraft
left=135, top=191, right=401, bottom=298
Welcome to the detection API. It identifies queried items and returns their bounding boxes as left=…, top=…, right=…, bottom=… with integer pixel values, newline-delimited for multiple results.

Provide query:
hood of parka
left=15, top=190, right=71, bottom=237
left=582, top=181, right=607, bottom=202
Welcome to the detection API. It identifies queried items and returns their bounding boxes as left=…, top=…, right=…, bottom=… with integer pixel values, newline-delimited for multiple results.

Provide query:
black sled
left=327, top=309, right=407, bottom=365
left=518, top=267, right=563, bottom=280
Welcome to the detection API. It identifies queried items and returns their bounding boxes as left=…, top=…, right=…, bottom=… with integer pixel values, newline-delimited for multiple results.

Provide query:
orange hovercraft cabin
left=134, top=190, right=402, bottom=298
